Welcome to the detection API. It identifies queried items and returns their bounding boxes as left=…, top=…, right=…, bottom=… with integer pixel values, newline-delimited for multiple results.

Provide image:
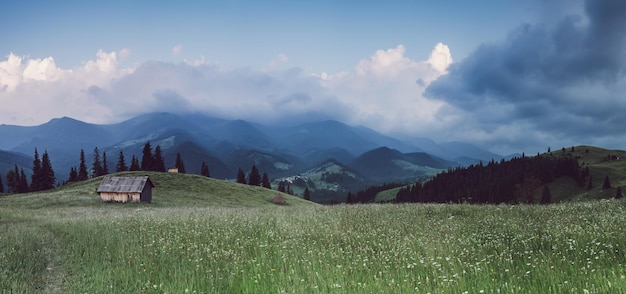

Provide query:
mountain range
left=0, top=112, right=512, bottom=192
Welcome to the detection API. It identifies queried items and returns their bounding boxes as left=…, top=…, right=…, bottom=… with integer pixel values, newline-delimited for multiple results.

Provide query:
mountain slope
left=351, top=147, right=445, bottom=184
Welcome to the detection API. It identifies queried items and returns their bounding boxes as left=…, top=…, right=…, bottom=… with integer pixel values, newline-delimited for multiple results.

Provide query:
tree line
left=392, top=152, right=600, bottom=204
left=2, top=142, right=212, bottom=194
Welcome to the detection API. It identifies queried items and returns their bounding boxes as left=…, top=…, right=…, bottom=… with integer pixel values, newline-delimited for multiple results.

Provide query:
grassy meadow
left=1, top=171, right=624, bottom=293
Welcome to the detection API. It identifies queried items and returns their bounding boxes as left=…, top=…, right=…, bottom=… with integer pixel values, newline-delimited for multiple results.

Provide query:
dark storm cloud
left=426, top=0, right=626, bottom=151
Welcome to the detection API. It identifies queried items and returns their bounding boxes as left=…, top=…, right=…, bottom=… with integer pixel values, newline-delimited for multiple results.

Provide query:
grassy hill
left=375, top=145, right=626, bottom=203
left=0, top=171, right=316, bottom=209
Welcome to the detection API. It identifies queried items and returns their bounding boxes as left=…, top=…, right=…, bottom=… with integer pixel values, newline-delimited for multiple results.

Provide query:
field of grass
left=1, top=176, right=625, bottom=293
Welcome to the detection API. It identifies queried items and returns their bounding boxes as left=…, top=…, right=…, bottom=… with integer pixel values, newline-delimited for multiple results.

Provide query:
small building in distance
left=96, top=176, right=154, bottom=203
left=168, top=168, right=179, bottom=173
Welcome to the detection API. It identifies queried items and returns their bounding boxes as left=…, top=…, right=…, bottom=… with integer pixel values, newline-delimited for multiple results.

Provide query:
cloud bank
left=426, top=0, right=626, bottom=153
left=0, top=43, right=452, bottom=140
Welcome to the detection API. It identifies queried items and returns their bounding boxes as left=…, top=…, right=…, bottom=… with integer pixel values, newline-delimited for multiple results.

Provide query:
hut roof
left=96, top=176, right=154, bottom=193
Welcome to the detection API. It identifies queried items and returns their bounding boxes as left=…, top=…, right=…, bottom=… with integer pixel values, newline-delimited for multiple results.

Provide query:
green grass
left=1, top=169, right=625, bottom=292
left=2, top=198, right=625, bottom=292
left=0, top=171, right=315, bottom=209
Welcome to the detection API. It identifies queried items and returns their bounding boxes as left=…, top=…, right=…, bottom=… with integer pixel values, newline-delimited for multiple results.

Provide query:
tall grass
left=1, top=200, right=625, bottom=293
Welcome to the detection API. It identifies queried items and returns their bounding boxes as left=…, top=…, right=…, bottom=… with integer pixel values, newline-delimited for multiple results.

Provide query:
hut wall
left=140, top=184, right=152, bottom=203
left=100, top=192, right=140, bottom=203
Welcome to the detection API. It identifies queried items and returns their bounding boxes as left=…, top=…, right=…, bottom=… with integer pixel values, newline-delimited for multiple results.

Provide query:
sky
left=1, top=0, right=625, bottom=155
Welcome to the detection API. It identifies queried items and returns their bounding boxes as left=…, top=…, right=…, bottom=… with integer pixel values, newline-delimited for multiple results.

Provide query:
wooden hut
left=96, top=176, right=154, bottom=203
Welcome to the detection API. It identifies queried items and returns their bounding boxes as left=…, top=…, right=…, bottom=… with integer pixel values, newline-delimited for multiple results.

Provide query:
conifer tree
left=346, top=192, right=354, bottom=204
left=6, top=168, right=17, bottom=193
left=18, top=168, right=29, bottom=193
left=277, top=181, right=286, bottom=193
left=130, top=155, right=140, bottom=171
left=116, top=151, right=128, bottom=172
left=175, top=152, right=186, bottom=173
left=200, top=161, right=210, bottom=177
left=141, top=142, right=153, bottom=171
left=541, top=185, right=551, bottom=204
left=616, top=187, right=623, bottom=199
left=31, top=148, right=43, bottom=191
left=261, top=172, right=271, bottom=189
left=40, top=150, right=55, bottom=190
left=68, top=166, right=78, bottom=183
left=587, top=175, right=593, bottom=190
left=78, top=149, right=89, bottom=181
left=236, top=168, right=246, bottom=184
left=0, top=174, right=3, bottom=193
left=303, top=188, right=311, bottom=201
left=92, top=147, right=102, bottom=178
left=153, top=145, right=165, bottom=172
left=102, top=152, right=109, bottom=175
left=248, top=164, right=261, bottom=186
left=602, top=175, right=612, bottom=189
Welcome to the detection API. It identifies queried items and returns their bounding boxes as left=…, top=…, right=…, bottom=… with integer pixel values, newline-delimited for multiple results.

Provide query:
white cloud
left=118, top=48, right=131, bottom=60
left=172, top=44, right=184, bottom=56
left=0, top=44, right=458, bottom=144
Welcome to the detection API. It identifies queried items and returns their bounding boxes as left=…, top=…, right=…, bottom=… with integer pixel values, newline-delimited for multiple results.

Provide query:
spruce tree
left=31, top=148, right=42, bottom=191
left=40, top=150, right=55, bottom=190
left=141, top=142, right=153, bottom=171
left=78, top=149, right=89, bottom=181
left=130, top=155, right=140, bottom=171
left=0, top=174, right=3, bottom=193
left=18, top=168, right=29, bottom=193
left=616, top=187, right=623, bottom=199
left=603, top=175, right=612, bottom=189
left=116, top=151, right=128, bottom=172
left=152, top=146, right=165, bottom=172
left=175, top=152, right=186, bottom=173
left=6, top=168, right=17, bottom=193
left=303, top=188, right=311, bottom=201
left=248, top=164, right=261, bottom=186
left=277, top=181, right=286, bottom=193
left=92, top=147, right=102, bottom=178
left=200, top=161, right=210, bottom=177
left=68, top=166, right=78, bottom=183
left=102, top=151, right=109, bottom=175
left=261, top=172, right=271, bottom=189
left=236, top=168, right=246, bottom=184
left=587, top=175, right=593, bottom=190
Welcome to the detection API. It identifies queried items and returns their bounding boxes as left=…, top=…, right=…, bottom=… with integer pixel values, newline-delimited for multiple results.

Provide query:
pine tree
left=40, top=150, right=55, bottom=190
left=0, top=174, right=4, bottom=193
left=31, top=148, right=42, bottom=191
left=277, top=181, right=286, bottom=193
left=346, top=192, right=354, bottom=204
left=303, top=188, right=311, bottom=201
left=18, top=168, right=29, bottom=193
left=248, top=164, right=261, bottom=186
left=130, top=155, right=140, bottom=171
left=200, top=161, right=210, bottom=177
left=6, top=168, right=17, bottom=193
left=236, top=168, right=246, bottom=184
left=92, top=147, right=102, bottom=178
left=78, top=149, right=89, bottom=181
left=540, top=185, right=551, bottom=204
left=616, top=187, right=623, bottom=199
left=141, top=142, right=153, bottom=171
left=68, top=166, right=78, bottom=183
left=116, top=151, right=128, bottom=172
left=175, top=152, right=186, bottom=173
left=102, top=152, right=109, bottom=175
left=603, top=175, right=612, bottom=189
left=153, top=146, right=165, bottom=172
left=261, top=172, right=271, bottom=189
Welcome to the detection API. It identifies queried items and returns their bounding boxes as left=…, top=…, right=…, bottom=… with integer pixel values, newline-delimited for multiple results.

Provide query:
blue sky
left=2, top=0, right=625, bottom=155
left=1, top=0, right=532, bottom=72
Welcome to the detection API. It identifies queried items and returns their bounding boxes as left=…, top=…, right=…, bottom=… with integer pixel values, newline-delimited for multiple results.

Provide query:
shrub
left=271, top=193, right=287, bottom=205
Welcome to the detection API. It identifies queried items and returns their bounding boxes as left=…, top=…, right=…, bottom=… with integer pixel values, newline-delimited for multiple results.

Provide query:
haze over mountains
left=0, top=112, right=513, bottom=191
